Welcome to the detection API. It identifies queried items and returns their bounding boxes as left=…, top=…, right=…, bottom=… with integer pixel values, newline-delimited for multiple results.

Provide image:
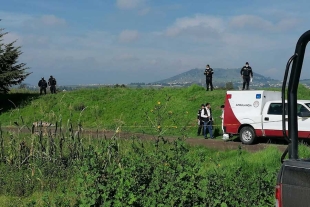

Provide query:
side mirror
left=300, top=111, right=310, bottom=117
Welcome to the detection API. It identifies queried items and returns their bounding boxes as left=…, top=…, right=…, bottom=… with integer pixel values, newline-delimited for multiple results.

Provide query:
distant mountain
left=151, top=68, right=280, bottom=86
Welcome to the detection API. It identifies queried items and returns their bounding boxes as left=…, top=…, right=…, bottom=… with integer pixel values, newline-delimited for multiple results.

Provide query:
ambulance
left=223, top=90, right=310, bottom=144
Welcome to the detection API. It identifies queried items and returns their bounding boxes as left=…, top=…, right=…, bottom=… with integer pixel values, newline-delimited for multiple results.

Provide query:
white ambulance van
left=223, top=90, right=310, bottom=144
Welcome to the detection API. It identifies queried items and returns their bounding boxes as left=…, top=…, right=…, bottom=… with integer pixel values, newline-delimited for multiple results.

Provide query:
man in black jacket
left=204, top=64, right=214, bottom=91
left=240, top=62, right=253, bottom=90
left=38, top=77, right=47, bottom=95
left=48, top=75, right=57, bottom=94
left=197, top=104, right=205, bottom=136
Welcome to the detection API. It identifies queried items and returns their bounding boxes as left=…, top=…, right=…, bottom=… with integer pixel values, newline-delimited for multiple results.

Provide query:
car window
left=267, top=103, right=288, bottom=115
left=297, top=104, right=309, bottom=116
left=268, top=103, right=282, bottom=115
left=305, top=103, right=310, bottom=108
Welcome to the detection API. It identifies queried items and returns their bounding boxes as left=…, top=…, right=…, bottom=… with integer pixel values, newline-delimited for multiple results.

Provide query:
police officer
left=48, top=75, right=57, bottom=94
left=240, top=62, right=253, bottom=90
left=204, top=64, right=214, bottom=91
left=38, top=77, right=47, bottom=95
left=197, top=104, right=205, bottom=136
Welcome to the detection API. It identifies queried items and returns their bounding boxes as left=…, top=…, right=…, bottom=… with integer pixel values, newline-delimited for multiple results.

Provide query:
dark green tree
left=0, top=26, right=31, bottom=93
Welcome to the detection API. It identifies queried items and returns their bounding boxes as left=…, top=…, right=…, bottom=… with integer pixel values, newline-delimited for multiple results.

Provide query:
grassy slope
left=0, top=85, right=226, bottom=137
left=1, top=84, right=310, bottom=137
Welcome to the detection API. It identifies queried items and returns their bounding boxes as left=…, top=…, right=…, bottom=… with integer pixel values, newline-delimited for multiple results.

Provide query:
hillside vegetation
left=1, top=84, right=310, bottom=137
left=0, top=85, right=226, bottom=137
left=1, top=84, right=310, bottom=206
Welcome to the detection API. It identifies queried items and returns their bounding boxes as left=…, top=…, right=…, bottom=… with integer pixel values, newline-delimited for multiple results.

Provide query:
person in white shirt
left=220, top=105, right=229, bottom=140
left=200, top=103, right=214, bottom=139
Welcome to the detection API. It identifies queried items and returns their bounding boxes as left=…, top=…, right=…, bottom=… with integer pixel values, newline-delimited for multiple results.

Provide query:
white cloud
left=230, top=15, right=272, bottom=30
left=229, top=14, right=300, bottom=32
left=116, top=0, right=145, bottom=10
left=118, top=30, right=140, bottom=43
left=165, top=15, right=225, bottom=39
left=0, top=12, right=67, bottom=29
left=25, top=15, right=67, bottom=29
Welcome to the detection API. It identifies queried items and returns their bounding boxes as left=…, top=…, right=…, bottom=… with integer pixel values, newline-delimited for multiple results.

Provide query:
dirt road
left=83, top=129, right=288, bottom=153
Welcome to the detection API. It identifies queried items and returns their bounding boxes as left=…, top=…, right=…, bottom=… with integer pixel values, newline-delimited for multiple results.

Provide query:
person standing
left=38, top=77, right=47, bottom=95
left=220, top=105, right=229, bottom=140
left=204, top=64, right=214, bottom=91
left=240, top=62, right=253, bottom=90
left=48, top=75, right=57, bottom=94
left=201, top=103, right=214, bottom=139
left=197, top=104, right=205, bottom=136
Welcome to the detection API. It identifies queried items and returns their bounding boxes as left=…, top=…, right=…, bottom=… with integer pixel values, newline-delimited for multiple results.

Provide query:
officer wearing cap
left=204, top=64, right=214, bottom=91
left=197, top=104, right=205, bottom=136
left=240, top=62, right=253, bottom=90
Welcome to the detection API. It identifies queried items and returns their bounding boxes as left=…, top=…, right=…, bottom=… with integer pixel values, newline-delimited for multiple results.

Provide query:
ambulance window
left=268, top=103, right=282, bottom=115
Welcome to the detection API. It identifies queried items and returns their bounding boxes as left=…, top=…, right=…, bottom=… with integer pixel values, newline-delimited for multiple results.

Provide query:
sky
left=1, top=0, right=310, bottom=85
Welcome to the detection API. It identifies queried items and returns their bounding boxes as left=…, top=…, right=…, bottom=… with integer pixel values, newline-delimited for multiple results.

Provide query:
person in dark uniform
left=204, top=64, right=214, bottom=91
left=38, top=77, right=47, bottom=95
left=240, top=62, right=253, bottom=90
left=48, top=75, right=57, bottom=94
left=197, top=104, right=205, bottom=136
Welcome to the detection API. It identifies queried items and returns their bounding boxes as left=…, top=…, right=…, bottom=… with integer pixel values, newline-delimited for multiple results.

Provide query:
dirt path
left=1, top=126, right=288, bottom=153
left=108, top=130, right=288, bottom=153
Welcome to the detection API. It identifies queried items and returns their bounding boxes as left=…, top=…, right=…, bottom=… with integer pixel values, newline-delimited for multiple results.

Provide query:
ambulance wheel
left=239, top=126, right=256, bottom=145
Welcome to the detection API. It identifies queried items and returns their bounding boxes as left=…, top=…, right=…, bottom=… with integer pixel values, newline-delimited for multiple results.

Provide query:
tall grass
left=0, top=105, right=310, bottom=206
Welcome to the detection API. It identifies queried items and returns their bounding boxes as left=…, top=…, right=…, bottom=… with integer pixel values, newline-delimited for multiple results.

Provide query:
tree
left=0, top=26, right=31, bottom=93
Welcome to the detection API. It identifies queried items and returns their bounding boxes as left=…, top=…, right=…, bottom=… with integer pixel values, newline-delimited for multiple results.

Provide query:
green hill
left=1, top=84, right=310, bottom=137
left=0, top=85, right=227, bottom=137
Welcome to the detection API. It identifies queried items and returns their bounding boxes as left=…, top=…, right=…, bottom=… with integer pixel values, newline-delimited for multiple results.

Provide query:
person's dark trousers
left=242, top=76, right=250, bottom=90
left=197, top=121, right=204, bottom=135
left=50, top=85, right=56, bottom=94
left=203, top=121, right=214, bottom=139
left=206, top=78, right=213, bottom=91
left=40, top=87, right=46, bottom=95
